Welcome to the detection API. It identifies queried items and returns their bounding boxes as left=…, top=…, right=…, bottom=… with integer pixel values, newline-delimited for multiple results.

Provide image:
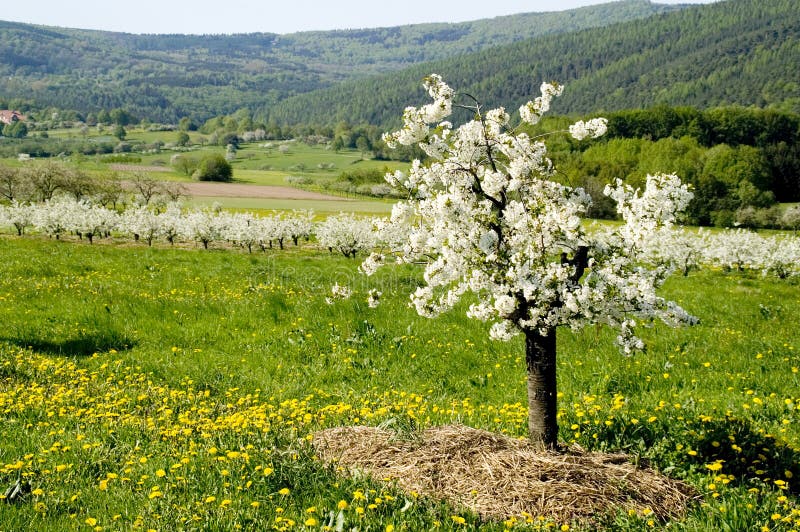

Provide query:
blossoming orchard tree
left=362, top=75, right=697, bottom=449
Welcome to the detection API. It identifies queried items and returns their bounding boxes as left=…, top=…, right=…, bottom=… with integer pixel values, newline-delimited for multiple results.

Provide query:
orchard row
left=1, top=197, right=798, bottom=279
left=0, top=197, right=395, bottom=255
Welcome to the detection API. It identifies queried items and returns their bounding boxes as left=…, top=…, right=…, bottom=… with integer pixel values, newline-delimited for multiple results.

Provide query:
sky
left=2, top=0, right=719, bottom=35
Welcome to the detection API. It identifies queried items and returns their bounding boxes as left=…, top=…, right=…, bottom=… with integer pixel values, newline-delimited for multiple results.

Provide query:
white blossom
left=569, top=117, right=608, bottom=140
left=367, top=289, right=382, bottom=308
left=316, top=213, right=377, bottom=258
left=325, top=283, right=352, bottom=305
left=519, top=82, right=563, bottom=125
left=369, top=74, right=696, bottom=357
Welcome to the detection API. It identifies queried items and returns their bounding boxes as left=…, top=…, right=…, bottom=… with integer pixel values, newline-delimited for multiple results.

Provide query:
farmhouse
left=0, top=110, right=26, bottom=125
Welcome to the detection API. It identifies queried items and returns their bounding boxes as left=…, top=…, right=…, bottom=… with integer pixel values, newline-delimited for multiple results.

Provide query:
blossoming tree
left=363, top=75, right=697, bottom=449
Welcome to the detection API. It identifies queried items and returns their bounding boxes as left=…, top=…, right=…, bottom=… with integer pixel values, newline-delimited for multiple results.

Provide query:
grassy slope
left=1, top=136, right=406, bottom=212
left=37, top=128, right=406, bottom=182
left=0, top=236, right=797, bottom=530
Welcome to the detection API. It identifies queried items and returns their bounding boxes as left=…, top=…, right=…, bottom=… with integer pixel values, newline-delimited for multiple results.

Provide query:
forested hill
left=267, top=0, right=800, bottom=127
left=0, top=0, right=684, bottom=123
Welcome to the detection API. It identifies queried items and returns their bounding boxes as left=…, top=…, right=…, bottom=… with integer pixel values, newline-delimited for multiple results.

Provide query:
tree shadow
left=2, top=329, right=136, bottom=357
left=592, top=413, right=799, bottom=494
left=685, top=415, right=799, bottom=494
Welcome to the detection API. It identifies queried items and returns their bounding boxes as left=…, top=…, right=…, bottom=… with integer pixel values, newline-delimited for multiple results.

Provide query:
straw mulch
left=312, top=424, right=699, bottom=523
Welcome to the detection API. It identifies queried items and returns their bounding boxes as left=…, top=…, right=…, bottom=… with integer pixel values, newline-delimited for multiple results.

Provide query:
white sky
left=2, top=0, right=718, bottom=35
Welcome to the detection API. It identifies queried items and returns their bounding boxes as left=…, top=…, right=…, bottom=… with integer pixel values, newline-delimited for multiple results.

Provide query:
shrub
left=103, top=154, right=142, bottom=164
left=284, top=175, right=311, bottom=185
left=171, top=154, right=198, bottom=176
left=194, top=154, right=233, bottom=182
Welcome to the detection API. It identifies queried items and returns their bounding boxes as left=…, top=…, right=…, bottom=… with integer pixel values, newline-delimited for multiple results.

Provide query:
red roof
left=0, top=110, right=26, bottom=125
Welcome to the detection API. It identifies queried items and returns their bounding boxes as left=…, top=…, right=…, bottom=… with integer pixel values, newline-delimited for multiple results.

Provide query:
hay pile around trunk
left=312, top=424, right=699, bottom=523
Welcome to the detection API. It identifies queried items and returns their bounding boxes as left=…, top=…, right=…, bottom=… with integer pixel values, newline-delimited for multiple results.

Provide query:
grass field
left=26, top=126, right=405, bottom=182
left=0, top=236, right=798, bottom=530
left=3, top=131, right=406, bottom=213
left=186, top=196, right=395, bottom=215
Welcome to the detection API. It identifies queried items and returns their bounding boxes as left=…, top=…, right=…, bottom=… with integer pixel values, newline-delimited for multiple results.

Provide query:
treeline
left=555, top=136, right=793, bottom=227
left=266, top=0, right=799, bottom=127
left=602, top=105, right=800, bottom=203
left=0, top=161, right=186, bottom=207
left=534, top=105, right=800, bottom=227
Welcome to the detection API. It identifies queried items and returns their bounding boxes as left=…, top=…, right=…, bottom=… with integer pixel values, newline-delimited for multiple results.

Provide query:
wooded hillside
left=267, top=0, right=799, bottom=127
left=0, top=0, right=682, bottom=123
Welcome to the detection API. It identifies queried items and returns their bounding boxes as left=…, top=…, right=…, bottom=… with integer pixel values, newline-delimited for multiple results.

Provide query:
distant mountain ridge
left=0, top=0, right=686, bottom=122
left=266, top=0, right=800, bottom=127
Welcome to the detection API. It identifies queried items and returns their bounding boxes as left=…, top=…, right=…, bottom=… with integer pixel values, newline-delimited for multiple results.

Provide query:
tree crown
left=364, top=74, right=696, bottom=353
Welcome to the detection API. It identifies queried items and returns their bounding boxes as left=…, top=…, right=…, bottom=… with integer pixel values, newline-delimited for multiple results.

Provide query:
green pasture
left=0, top=235, right=798, bottom=530
left=32, top=126, right=406, bottom=181
left=42, top=126, right=202, bottom=146
left=2, top=133, right=408, bottom=213
left=231, top=142, right=405, bottom=175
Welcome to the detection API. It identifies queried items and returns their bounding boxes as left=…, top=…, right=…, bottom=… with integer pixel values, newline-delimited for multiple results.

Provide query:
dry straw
left=313, top=424, right=699, bottom=523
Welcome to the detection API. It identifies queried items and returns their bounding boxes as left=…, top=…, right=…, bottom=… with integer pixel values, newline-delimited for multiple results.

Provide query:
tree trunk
left=525, top=327, right=558, bottom=450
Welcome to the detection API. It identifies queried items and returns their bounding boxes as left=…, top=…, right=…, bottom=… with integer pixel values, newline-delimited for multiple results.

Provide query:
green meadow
left=0, top=235, right=798, bottom=530
left=37, top=125, right=406, bottom=181
left=6, top=127, right=407, bottom=213
left=185, top=197, right=394, bottom=216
